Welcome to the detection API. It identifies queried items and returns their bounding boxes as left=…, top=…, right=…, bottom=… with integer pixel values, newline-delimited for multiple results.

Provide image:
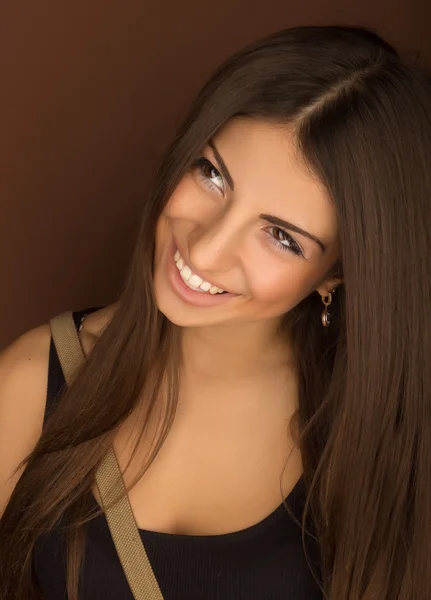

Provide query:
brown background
left=1, top=1, right=429, bottom=350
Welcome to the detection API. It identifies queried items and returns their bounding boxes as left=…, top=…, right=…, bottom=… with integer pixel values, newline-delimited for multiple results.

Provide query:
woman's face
left=153, top=117, right=340, bottom=329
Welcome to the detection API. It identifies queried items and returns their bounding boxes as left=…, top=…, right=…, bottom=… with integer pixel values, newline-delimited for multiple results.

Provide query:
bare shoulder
left=0, top=303, right=119, bottom=514
left=0, top=321, right=52, bottom=514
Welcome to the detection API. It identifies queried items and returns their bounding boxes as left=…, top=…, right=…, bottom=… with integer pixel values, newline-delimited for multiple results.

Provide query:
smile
left=174, top=249, right=226, bottom=295
left=166, top=236, right=238, bottom=308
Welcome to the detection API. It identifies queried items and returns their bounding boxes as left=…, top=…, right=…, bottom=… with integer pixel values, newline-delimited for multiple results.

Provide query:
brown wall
left=1, top=0, right=429, bottom=349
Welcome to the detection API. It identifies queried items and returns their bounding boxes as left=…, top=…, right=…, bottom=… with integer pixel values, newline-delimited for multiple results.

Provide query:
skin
left=0, top=117, right=342, bottom=535
left=153, top=117, right=341, bottom=385
left=93, top=117, right=340, bottom=535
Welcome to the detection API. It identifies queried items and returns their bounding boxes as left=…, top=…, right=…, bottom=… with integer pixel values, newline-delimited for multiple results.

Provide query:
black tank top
left=33, top=307, right=323, bottom=599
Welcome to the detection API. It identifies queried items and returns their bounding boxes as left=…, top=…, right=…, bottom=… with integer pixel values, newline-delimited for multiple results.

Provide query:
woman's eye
left=266, top=226, right=304, bottom=258
left=191, top=157, right=224, bottom=193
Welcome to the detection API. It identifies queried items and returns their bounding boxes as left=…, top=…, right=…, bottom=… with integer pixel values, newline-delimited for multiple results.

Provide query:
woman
left=0, top=23, right=430, bottom=600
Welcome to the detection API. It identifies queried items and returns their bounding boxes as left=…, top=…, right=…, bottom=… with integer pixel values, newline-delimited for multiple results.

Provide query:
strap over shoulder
left=48, top=309, right=164, bottom=600
left=49, top=311, right=86, bottom=386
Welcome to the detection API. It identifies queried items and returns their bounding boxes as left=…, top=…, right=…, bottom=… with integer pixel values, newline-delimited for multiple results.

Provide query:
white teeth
left=174, top=247, right=225, bottom=294
left=189, top=274, right=203, bottom=287
left=180, top=265, right=192, bottom=281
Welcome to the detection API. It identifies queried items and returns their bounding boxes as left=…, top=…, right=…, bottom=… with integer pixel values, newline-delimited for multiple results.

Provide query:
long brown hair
left=1, top=24, right=430, bottom=599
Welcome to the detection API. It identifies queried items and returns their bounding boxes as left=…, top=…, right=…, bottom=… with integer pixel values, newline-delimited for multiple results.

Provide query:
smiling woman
left=153, top=118, right=339, bottom=330
left=1, top=23, right=431, bottom=600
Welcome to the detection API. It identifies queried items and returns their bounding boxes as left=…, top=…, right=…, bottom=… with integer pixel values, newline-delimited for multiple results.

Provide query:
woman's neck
left=180, top=320, right=295, bottom=382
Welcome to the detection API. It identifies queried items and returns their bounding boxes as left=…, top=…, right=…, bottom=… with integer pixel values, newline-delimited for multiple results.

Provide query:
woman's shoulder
left=0, top=321, right=52, bottom=514
left=0, top=302, right=118, bottom=515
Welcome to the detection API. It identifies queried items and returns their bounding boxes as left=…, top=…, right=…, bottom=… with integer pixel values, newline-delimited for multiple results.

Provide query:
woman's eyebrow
left=260, top=214, right=327, bottom=253
left=207, top=138, right=326, bottom=254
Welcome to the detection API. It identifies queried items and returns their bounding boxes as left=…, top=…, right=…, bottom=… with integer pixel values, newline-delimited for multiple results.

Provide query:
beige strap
left=49, top=311, right=164, bottom=600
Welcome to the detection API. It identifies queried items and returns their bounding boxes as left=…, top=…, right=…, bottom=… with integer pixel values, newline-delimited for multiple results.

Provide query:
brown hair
left=1, top=24, right=430, bottom=599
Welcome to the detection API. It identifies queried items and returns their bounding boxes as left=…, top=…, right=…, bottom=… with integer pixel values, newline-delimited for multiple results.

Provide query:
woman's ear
left=316, top=277, right=343, bottom=298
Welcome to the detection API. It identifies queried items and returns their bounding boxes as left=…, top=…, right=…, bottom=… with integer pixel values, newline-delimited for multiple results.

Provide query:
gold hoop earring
left=321, top=292, right=333, bottom=327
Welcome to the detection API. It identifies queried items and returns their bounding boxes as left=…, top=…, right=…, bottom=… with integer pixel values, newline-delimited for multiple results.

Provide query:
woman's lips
left=166, top=236, right=239, bottom=308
